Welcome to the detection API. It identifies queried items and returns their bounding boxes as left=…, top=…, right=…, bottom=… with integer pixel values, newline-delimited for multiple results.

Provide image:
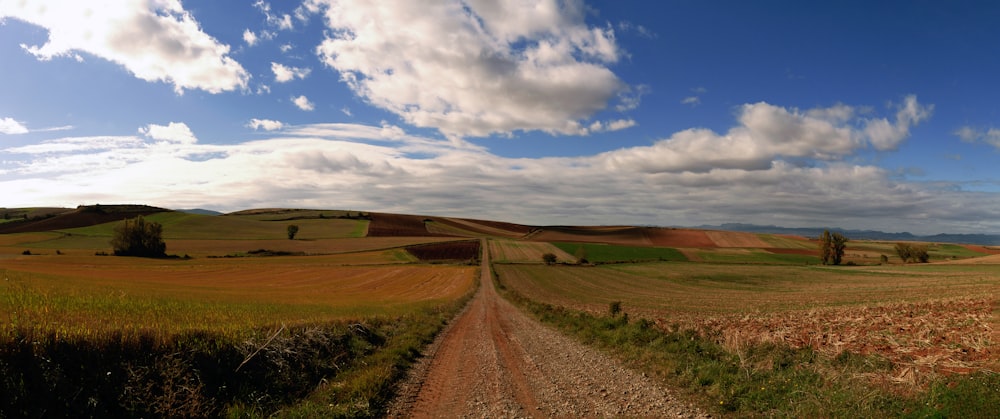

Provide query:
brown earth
left=388, top=240, right=706, bottom=418
left=646, top=228, right=716, bottom=248
left=367, top=213, right=457, bottom=237
left=704, top=230, right=770, bottom=248
left=406, top=240, right=481, bottom=261
left=0, top=205, right=165, bottom=234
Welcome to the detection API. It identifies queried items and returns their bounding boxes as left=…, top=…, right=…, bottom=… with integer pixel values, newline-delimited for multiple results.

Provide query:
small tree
left=894, top=243, right=929, bottom=263
left=574, top=246, right=589, bottom=264
left=912, top=245, right=930, bottom=263
left=542, top=252, right=557, bottom=265
left=287, top=224, right=299, bottom=240
left=819, top=230, right=833, bottom=264
left=608, top=301, right=622, bottom=317
left=895, top=243, right=912, bottom=263
left=830, top=232, right=848, bottom=265
left=110, top=216, right=166, bottom=257
left=819, top=230, right=847, bottom=265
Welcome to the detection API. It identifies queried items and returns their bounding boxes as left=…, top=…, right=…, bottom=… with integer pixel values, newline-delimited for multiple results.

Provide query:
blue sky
left=2, top=0, right=1000, bottom=235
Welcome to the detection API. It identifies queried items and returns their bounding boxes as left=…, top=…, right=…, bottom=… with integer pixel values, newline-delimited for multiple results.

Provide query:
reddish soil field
left=367, top=213, right=455, bottom=237
left=406, top=240, right=480, bottom=261
left=645, top=228, right=716, bottom=247
left=962, top=244, right=1000, bottom=255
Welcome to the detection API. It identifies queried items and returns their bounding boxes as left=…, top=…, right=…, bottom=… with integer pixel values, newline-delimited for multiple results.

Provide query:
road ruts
left=388, top=239, right=707, bottom=418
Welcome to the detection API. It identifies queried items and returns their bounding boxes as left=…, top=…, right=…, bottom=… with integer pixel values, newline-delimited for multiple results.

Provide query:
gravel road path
left=388, top=240, right=707, bottom=418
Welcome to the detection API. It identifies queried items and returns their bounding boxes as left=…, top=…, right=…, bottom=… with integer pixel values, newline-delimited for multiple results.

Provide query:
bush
left=286, top=224, right=299, bottom=240
left=110, top=216, right=166, bottom=258
left=542, top=253, right=557, bottom=265
left=609, top=301, right=622, bottom=317
left=894, top=243, right=929, bottom=263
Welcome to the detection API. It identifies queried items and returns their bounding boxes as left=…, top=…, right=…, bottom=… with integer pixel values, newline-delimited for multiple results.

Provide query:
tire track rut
left=389, top=239, right=706, bottom=418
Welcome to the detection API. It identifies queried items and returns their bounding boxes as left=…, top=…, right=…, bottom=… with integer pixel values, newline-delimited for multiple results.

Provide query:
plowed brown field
left=530, top=226, right=742, bottom=249
left=367, top=213, right=455, bottom=237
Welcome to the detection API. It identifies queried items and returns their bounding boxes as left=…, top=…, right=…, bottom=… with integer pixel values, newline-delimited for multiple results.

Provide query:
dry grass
left=1, top=255, right=475, bottom=342
left=489, top=239, right=575, bottom=263
left=495, top=262, right=999, bottom=380
left=705, top=230, right=771, bottom=247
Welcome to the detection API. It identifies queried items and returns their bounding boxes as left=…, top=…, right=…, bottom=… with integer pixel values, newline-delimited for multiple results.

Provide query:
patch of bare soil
left=388, top=241, right=706, bottom=418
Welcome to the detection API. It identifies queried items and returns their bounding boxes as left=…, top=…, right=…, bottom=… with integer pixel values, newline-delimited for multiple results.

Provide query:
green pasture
left=552, top=242, right=687, bottom=263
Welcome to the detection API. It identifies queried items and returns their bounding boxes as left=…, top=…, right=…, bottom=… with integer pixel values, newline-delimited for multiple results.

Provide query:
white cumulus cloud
left=954, top=126, right=1000, bottom=149
left=1, top=0, right=250, bottom=94
left=271, top=62, right=311, bottom=83
left=306, top=0, right=629, bottom=138
left=599, top=97, right=931, bottom=174
left=292, top=95, right=315, bottom=111
left=247, top=118, right=284, bottom=131
left=0, top=117, right=29, bottom=134
left=243, top=29, right=258, bottom=46
left=139, top=122, right=198, bottom=144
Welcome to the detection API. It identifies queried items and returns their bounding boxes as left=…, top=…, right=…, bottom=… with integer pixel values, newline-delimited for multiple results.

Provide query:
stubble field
left=0, top=209, right=479, bottom=417
left=494, top=261, right=999, bottom=386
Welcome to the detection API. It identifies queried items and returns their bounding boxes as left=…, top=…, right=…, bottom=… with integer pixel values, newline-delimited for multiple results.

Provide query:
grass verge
left=494, top=271, right=1000, bottom=417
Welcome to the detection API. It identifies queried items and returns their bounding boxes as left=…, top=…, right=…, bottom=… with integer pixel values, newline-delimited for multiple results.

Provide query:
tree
left=819, top=230, right=848, bottom=265
left=819, top=230, right=833, bottom=264
left=894, top=243, right=929, bottom=263
left=542, top=252, right=557, bottom=265
left=894, top=243, right=912, bottom=263
left=830, top=232, right=848, bottom=265
left=110, top=216, right=166, bottom=257
left=287, top=224, right=299, bottom=240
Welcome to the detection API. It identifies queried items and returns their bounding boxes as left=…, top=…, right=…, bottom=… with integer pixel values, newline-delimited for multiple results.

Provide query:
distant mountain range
left=699, top=223, right=1000, bottom=246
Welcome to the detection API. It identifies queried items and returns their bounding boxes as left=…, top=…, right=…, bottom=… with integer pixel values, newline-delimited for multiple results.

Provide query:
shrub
left=542, top=253, right=557, bottom=265
left=110, top=216, right=166, bottom=258
left=286, top=224, right=299, bottom=240
left=609, top=301, right=622, bottom=317
left=894, top=243, right=929, bottom=263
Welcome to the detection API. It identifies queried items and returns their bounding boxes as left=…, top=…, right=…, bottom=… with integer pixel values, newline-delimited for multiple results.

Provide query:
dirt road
left=388, top=240, right=705, bottom=418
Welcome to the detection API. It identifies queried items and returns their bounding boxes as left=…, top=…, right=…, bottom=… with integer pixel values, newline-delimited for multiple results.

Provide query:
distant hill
left=703, top=223, right=1000, bottom=246
left=0, top=204, right=169, bottom=234
left=177, top=208, right=222, bottom=216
